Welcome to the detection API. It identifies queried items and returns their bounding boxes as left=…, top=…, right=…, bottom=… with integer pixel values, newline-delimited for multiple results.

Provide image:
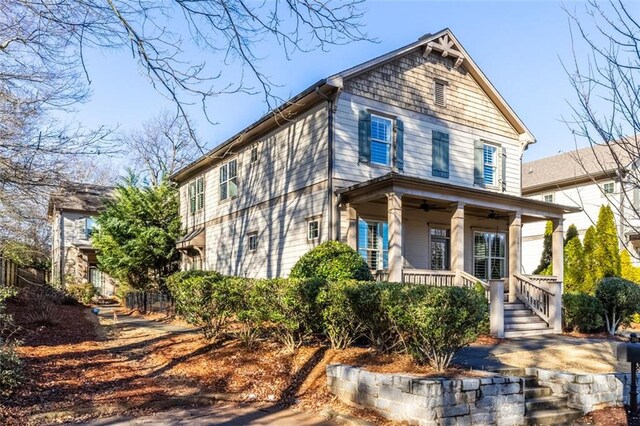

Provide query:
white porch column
left=490, top=279, right=505, bottom=338
left=550, top=218, right=564, bottom=333
left=346, top=204, right=358, bottom=250
left=387, top=192, right=403, bottom=282
left=508, top=212, right=522, bottom=303
left=450, top=203, right=465, bottom=277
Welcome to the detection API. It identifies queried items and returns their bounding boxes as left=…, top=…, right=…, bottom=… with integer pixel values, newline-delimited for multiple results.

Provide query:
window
left=188, top=176, right=205, bottom=213
left=543, top=193, right=554, bottom=203
left=603, top=182, right=614, bottom=194
left=370, top=115, right=392, bottom=165
left=307, top=219, right=320, bottom=241
left=85, top=217, right=96, bottom=239
left=89, top=267, right=103, bottom=294
left=430, top=227, right=450, bottom=270
left=248, top=232, right=258, bottom=252
left=357, top=219, right=388, bottom=270
left=220, top=159, right=238, bottom=201
left=432, top=130, right=449, bottom=178
left=483, top=144, right=498, bottom=186
left=250, top=146, right=259, bottom=164
left=473, top=232, right=506, bottom=280
left=434, top=80, right=446, bottom=106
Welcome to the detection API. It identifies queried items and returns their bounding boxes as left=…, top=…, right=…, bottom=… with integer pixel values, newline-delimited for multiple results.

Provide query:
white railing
left=514, top=273, right=554, bottom=324
left=459, top=271, right=490, bottom=299
left=402, top=269, right=456, bottom=286
left=372, top=270, right=389, bottom=282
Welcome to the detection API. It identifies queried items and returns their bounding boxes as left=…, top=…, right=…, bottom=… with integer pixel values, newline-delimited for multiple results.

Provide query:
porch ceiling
left=336, top=172, right=580, bottom=220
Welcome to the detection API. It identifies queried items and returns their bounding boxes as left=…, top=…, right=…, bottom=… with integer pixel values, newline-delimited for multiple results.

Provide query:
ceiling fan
left=483, top=210, right=510, bottom=221
left=411, top=200, right=449, bottom=212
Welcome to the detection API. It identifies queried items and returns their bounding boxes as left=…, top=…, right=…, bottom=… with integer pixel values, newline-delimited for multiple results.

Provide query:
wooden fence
left=0, top=257, right=18, bottom=287
left=124, top=291, right=174, bottom=314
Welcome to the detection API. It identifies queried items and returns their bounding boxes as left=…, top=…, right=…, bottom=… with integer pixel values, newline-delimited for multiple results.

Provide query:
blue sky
left=69, top=1, right=612, bottom=167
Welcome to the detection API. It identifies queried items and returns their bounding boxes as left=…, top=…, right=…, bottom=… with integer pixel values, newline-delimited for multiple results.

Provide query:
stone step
left=524, top=408, right=583, bottom=425
left=505, top=315, right=547, bottom=324
left=504, top=303, right=527, bottom=310
left=526, top=396, right=569, bottom=411
left=505, top=322, right=551, bottom=331
left=524, top=387, right=553, bottom=399
left=524, top=376, right=538, bottom=387
left=505, top=329, right=556, bottom=338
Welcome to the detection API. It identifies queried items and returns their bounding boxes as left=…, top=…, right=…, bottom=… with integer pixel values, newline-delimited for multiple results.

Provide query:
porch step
left=506, top=315, right=547, bottom=324
left=504, top=302, right=527, bottom=310
left=503, top=302, right=554, bottom=338
left=505, top=322, right=550, bottom=331
left=504, top=309, right=537, bottom=317
left=505, top=328, right=556, bottom=338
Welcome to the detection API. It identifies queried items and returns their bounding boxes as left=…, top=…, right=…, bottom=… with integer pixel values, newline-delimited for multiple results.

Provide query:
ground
left=1, top=292, right=638, bottom=425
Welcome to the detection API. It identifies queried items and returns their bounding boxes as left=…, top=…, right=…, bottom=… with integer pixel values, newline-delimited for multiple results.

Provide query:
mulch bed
left=577, top=406, right=640, bottom=425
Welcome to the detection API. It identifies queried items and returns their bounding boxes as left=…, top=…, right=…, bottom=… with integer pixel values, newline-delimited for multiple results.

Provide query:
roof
left=522, top=143, right=633, bottom=193
left=48, top=184, right=115, bottom=217
left=172, top=28, right=536, bottom=182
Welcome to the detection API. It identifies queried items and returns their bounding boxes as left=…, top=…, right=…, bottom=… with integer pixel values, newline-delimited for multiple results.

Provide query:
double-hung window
left=430, top=227, right=450, bottom=270
left=603, top=182, right=614, bottom=194
left=370, top=115, right=393, bottom=166
left=188, top=177, right=205, bottom=213
left=543, top=193, right=554, bottom=203
left=220, top=159, right=238, bottom=201
left=473, top=232, right=506, bottom=280
left=85, top=217, right=96, bottom=239
left=357, top=219, right=388, bottom=270
left=248, top=232, right=258, bottom=252
left=483, top=144, right=498, bottom=186
left=307, top=219, right=320, bottom=241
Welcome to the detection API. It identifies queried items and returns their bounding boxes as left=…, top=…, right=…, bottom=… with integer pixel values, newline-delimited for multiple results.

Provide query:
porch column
left=508, top=212, right=522, bottom=303
left=490, top=279, right=505, bottom=338
left=450, top=203, right=465, bottom=277
left=346, top=204, right=358, bottom=250
left=387, top=192, right=403, bottom=282
left=550, top=218, right=564, bottom=333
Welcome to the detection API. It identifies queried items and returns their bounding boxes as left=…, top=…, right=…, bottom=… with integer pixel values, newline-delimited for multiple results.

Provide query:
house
left=171, top=29, right=578, bottom=337
left=48, top=184, right=117, bottom=296
left=522, top=143, right=640, bottom=272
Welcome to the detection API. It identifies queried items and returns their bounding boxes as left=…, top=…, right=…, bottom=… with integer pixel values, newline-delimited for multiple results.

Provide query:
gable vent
left=434, top=80, right=446, bottom=106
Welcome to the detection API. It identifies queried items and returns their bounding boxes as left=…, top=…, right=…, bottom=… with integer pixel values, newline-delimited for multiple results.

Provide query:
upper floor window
left=188, top=176, right=205, bottom=213
left=483, top=144, right=498, bottom=187
left=220, top=159, right=238, bottom=201
left=543, top=193, right=554, bottom=203
left=250, top=145, right=259, bottom=164
left=307, top=218, right=320, bottom=241
left=248, top=232, right=258, bottom=252
left=370, top=115, right=393, bottom=165
left=434, top=79, right=447, bottom=107
left=85, top=217, right=96, bottom=239
left=603, top=182, right=614, bottom=194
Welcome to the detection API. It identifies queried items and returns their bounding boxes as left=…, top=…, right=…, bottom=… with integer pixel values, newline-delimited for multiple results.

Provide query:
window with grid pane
left=357, top=219, right=388, bottom=270
left=370, top=115, right=392, bottom=165
left=196, top=177, right=204, bottom=210
left=220, top=159, right=238, bottom=201
left=473, top=232, right=506, bottom=280
left=430, top=227, right=450, bottom=270
left=188, top=181, right=197, bottom=213
left=483, top=144, right=498, bottom=186
left=543, top=193, right=554, bottom=203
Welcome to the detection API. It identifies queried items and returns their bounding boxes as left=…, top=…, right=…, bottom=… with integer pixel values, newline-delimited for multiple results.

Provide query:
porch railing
left=528, top=275, right=558, bottom=288
left=514, top=273, right=553, bottom=324
left=372, top=270, right=389, bottom=282
left=403, top=269, right=456, bottom=286
left=459, top=271, right=490, bottom=299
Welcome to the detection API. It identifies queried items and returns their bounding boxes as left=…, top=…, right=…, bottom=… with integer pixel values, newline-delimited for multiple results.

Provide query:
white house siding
left=520, top=179, right=633, bottom=273
left=180, top=104, right=330, bottom=277
left=333, top=91, right=523, bottom=196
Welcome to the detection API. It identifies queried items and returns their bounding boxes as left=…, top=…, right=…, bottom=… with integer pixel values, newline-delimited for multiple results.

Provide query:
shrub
left=262, top=278, right=325, bottom=351
left=233, top=277, right=269, bottom=348
left=166, top=271, right=243, bottom=340
left=66, top=283, right=98, bottom=304
left=0, top=343, right=22, bottom=396
left=290, top=241, right=373, bottom=282
left=595, top=277, right=640, bottom=335
left=388, top=286, right=488, bottom=372
left=562, top=293, right=605, bottom=333
left=317, top=280, right=363, bottom=349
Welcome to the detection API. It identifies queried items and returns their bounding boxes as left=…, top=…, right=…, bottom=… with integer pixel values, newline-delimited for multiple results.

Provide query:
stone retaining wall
left=326, top=364, right=524, bottom=425
left=525, top=368, right=632, bottom=413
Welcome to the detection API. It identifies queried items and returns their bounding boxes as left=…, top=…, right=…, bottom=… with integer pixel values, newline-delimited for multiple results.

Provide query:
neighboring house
left=172, top=29, right=578, bottom=337
left=522, top=144, right=640, bottom=272
left=48, top=184, right=117, bottom=296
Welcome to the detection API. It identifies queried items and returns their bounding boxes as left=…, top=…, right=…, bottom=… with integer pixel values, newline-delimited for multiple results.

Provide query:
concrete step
left=505, top=329, right=556, bottom=338
left=505, top=322, right=551, bottom=331
left=526, top=396, right=569, bottom=411
left=524, top=386, right=553, bottom=399
left=504, top=303, right=527, bottom=310
left=505, top=309, right=536, bottom=317
left=505, top=315, right=547, bottom=324
left=524, top=376, right=539, bottom=387
left=524, top=408, right=583, bottom=425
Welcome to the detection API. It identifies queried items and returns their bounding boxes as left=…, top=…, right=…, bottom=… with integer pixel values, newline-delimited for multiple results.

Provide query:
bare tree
left=124, top=110, right=201, bottom=186
left=564, top=0, right=639, bottom=249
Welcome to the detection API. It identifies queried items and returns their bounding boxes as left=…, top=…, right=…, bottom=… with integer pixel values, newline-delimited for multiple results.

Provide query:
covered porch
left=337, top=173, right=579, bottom=338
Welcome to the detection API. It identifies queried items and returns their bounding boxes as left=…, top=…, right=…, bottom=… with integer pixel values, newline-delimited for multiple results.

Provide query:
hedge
left=562, top=292, right=605, bottom=333
left=289, top=241, right=373, bottom=282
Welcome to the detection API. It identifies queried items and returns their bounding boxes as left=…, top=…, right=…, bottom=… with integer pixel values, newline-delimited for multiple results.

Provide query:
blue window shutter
left=474, top=140, right=484, bottom=185
left=501, top=147, right=507, bottom=192
left=395, top=119, right=404, bottom=171
left=358, top=110, right=371, bottom=163
left=432, top=131, right=449, bottom=178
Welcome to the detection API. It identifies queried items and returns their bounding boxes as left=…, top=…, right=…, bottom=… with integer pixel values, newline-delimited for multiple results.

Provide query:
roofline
left=171, top=79, right=338, bottom=182
left=522, top=169, right=620, bottom=195
left=337, top=172, right=580, bottom=214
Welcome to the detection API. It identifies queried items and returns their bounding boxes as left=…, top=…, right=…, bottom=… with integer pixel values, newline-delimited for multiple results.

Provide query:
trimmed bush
left=595, top=277, right=640, bottom=335
left=317, top=280, right=363, bottom=349
left=388, top=285, right=488, bottom=372
left=0, top=343, right=22, bottom=396
left=562, top=293, right=605, bottom=333
left=290, top=241, right=373, bottom=282
left=65, top=283, right=98, bottom=304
